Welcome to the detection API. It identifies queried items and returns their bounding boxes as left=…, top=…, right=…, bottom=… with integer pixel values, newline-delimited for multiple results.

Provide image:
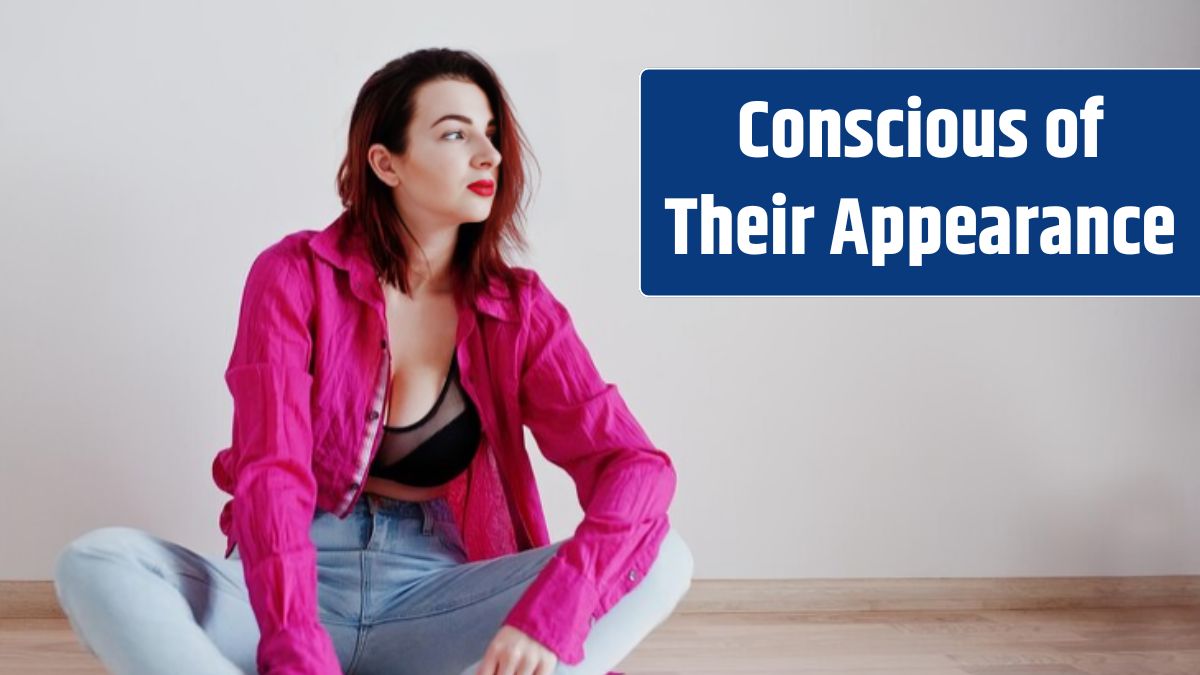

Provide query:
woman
left=52, top=48, right=692, bottom=675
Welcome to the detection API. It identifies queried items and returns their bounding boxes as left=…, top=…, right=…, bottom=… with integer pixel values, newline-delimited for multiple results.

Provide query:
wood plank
left=3, top=608, right=1200, bottom=674
left=8, top=577, right=1200, bottom=620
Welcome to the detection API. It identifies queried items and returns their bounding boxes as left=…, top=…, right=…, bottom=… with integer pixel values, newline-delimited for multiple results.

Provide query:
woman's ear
left=367, top=143, right=401, bottom=188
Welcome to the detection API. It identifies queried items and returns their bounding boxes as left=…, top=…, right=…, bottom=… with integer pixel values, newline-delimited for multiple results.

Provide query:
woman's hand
left=474, top=624, right=558, bottom=675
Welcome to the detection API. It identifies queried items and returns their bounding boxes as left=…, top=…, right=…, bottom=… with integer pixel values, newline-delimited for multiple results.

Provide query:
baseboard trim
left=6, top=576, right=1198, bottom=619
left=675, top=576, right=1200, bottom=614
left=1, top=582, right=63, bottom=619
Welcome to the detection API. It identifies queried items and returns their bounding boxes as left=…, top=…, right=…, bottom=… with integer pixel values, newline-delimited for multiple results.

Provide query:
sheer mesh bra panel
left=368, top=353, right=481, bottom=488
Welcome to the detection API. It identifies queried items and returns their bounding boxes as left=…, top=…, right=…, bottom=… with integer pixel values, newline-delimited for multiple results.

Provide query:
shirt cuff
left=501, top=555, right=599, bottom=666
left=256, top=621, right=342, bottom=675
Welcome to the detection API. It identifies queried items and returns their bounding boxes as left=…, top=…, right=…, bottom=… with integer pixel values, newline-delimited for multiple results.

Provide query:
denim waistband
left=359, top=493, right=454, bottom=524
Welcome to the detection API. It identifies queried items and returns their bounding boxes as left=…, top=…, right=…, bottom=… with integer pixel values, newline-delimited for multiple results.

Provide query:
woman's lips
left=468, top=180, right=494, bottom=196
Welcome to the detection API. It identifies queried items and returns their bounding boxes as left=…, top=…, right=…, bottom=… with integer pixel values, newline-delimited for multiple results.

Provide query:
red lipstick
left=468, top=180, right=495, bottom=196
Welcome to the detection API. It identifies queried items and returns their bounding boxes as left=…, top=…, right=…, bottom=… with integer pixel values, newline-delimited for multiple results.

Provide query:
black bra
left=368, top=353, right=481, bottom=487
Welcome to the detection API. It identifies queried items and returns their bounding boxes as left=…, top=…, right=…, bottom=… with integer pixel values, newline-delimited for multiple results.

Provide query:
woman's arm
left=500, top=270, right=678, bottom=666
left=221, top=244, right=341, bottom=674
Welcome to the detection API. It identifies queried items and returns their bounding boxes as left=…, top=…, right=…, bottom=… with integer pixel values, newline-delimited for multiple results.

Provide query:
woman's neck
left=393, top=220, right=459, bottom=297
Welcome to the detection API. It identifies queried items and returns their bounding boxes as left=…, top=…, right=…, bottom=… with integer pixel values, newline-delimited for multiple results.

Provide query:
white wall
left=2, top=0, right=1197, bottom=580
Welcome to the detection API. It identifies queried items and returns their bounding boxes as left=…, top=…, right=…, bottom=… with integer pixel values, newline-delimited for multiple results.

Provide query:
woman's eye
left=443, top=129, right=499, bottom=146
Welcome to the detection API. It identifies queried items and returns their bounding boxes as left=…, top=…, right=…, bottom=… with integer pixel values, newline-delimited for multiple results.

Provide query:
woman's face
left=379, top=78, right=501, bottom=232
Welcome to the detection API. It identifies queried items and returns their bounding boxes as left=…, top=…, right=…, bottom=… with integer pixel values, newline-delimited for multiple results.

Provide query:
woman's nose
left=474, top=141, right=501, bottom=169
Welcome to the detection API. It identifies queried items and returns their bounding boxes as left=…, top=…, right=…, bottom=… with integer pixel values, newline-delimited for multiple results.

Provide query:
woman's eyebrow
left=430, top=114, right=497, bottom=128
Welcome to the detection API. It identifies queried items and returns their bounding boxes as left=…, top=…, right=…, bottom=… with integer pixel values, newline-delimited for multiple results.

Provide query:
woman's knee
left=53, top=526, right=156, bottom=599
left=646, top=525, right=694, bottom=605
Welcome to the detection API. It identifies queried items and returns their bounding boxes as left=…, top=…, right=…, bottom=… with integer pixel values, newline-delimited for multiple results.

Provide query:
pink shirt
left=212, top=211, right=677, bottom=674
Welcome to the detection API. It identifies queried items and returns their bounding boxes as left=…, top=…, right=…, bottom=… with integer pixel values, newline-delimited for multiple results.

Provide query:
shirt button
left=367, top=410, right=380, bottom=421
left=628, top=569, right=638, bottom=582
left=380, top=339, right=388, bottom=350
left=349, top=481, right=360, bottom=491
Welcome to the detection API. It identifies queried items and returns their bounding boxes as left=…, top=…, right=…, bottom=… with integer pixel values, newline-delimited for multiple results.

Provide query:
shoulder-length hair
left=335, top=48, right=537, bottom=304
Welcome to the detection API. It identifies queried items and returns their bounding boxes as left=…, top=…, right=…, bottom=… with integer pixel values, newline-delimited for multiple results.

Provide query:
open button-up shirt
left=211, top=211, right=677, bottom=674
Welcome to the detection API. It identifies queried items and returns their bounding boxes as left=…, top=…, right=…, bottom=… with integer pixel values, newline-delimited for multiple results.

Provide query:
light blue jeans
left=53, top=494, right=693, bottom=674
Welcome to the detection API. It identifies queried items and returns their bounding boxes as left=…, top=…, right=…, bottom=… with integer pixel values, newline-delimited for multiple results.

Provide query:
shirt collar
left=308, top=211, right=518, bottom=323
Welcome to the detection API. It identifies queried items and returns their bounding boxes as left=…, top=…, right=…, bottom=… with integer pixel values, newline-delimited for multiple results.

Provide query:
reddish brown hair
left=335, top=48, right=537, bottom=303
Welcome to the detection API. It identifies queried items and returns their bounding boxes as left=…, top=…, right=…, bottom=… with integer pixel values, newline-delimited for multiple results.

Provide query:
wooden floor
left=3, top=606, right=1199, bottom=674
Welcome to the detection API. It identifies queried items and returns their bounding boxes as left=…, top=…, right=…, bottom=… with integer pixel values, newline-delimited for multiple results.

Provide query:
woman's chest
left=306, top=275, right=524, bottom=456
left=381, top=288, right=459, bottom=428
